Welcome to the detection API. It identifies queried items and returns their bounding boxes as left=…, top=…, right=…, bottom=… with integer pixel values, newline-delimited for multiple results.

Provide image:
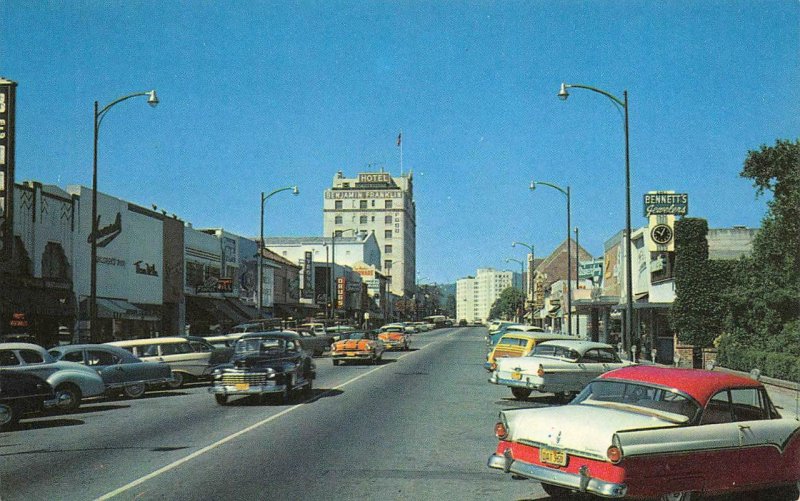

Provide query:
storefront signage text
left=301, top=251, right=313, bottom=298
left=643, top=193, right=688, bottom=216
left=134, top=260, right=158, bottom=276
left=0, top=80, right=16, bottom=261
left=98, top=256, right=126, bottom=266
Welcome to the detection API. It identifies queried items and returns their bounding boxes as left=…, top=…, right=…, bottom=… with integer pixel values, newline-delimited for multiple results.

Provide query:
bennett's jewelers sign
left=325, top=190, right=402, bottom=199
left=643, top=192, right=688, bottom=216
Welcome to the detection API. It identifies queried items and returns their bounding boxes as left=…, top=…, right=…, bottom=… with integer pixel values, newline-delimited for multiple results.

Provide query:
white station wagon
left=107, top=337, right=212, bottom=388
left=490, top=339, right=633, bottom=400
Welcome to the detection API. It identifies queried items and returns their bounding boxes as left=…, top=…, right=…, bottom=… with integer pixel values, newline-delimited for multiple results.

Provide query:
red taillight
left=489, top=362, right=497, bottom=371
left=494, top=422, right=508, bottom=439
left=537, top=364, right=545, bottom=377
left=607, top=445, right=622, bottom=463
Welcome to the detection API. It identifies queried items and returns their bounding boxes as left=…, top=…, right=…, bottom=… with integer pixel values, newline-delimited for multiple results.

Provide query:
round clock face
left=651, top=224, right=673, bottom=245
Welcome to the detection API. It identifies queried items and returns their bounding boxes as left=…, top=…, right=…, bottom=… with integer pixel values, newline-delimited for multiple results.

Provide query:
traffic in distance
left=1, top=322, right=798, bottom=501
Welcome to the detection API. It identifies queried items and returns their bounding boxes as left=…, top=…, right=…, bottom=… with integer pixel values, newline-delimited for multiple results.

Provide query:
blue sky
left=2, top=1, right=798, bottom=284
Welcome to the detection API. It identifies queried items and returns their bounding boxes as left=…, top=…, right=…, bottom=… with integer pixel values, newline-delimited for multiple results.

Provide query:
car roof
left=0, top=342, right=45, bottom=351
left=239, top=331, right=301, bottom=340
left=536, top=339, right=615, bottom=352
left=108, top=337, right=190, bottom=347
left=505, top=325, right=544, bottom=331
left=600, top=365, right=762, bottom=405
left=498, top=333, right=573, bottom=341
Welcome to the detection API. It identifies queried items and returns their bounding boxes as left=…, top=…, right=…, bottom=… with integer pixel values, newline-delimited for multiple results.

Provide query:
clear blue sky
left=2, top=1, right=798, bottom=284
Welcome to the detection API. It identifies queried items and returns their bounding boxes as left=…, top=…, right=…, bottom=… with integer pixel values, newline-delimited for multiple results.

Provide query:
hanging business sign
left=643, top=192, right=688, bottom=216
left=578, top=259, right=603, bottom=280
left=336, top=277, right=346, bottom=308
left=0, top=78, right=17, bottom=262
left=301, top=251, right=314, bottom=299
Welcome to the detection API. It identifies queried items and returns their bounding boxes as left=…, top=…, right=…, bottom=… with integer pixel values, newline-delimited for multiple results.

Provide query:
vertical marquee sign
left=301, top=251, right=314, bottom=299
left=0, top=78, right=17, bottom=263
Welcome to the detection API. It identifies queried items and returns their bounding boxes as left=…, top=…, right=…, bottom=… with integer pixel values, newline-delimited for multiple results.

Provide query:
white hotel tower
left=323, top=170, right=416, bottom=297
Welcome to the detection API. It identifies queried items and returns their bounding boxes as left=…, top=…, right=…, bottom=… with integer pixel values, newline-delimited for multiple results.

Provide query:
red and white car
left=488, top=365, right=800, bottom=500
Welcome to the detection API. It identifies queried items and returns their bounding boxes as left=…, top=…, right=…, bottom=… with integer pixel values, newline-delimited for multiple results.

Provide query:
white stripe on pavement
left=95, top=341, right=434, bottom=500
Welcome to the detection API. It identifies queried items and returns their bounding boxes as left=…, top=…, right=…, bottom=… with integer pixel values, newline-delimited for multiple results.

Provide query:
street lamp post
left=505, top=258, right=525, bottom=323
left=258, top=186, right=299, bottom=316
left=530, top=180, right=571, bottom=335
left=574, top=226, right=580, bottom=337
left=90, top=90, right=158, bottom=342
left=558, top=82, right=633, bottom=353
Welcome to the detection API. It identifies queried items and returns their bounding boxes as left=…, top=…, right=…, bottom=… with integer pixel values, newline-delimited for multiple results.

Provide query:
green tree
left=488, top=287, right=526, bottom=321
left=717, top=139, right=800, bottom=377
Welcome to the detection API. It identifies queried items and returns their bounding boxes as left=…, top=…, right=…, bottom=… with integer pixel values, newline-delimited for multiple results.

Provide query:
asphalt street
left=2, top=327, right=798, bottom=501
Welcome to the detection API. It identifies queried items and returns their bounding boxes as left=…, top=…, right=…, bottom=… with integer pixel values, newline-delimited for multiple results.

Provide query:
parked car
left=0, top=370, right=55, bottom=430
left=485, top=324, right=543, bottom=348
left=488, top=365, right=800, bottom=500
left=484, top=331, right=573, bottom=371
left=377, top=328, right=409, bottom=351
left=49, top=344, right=173, bottom=398
left=209, top=331, right=315, bottom=405
left=325, top=325, right=356, bottom=342
left=489, top=340, right=632, bottom=399
left=0, top=342, right=106, bottom=411
left=185, top=336, right=235, bottom=366
left=292, top=329, right=334, bottom=356
left=330, top=331, right=385, bottom=365
left=107, top=337, right=212, bottom=389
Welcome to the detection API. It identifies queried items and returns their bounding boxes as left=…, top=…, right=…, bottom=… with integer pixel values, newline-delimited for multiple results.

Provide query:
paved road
left=2, top=327, right=797, bottom=501
left=0, top=328, right=545, bottom=501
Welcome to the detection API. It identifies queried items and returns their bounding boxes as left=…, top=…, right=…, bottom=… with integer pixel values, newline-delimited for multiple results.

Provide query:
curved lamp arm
left=530, top=180, right=568, bottom=198
left=263, top=185, right=299, bottom=202
left=559, top=83, right=625, bottom=108
left=97, top=90, right=158, bottom=128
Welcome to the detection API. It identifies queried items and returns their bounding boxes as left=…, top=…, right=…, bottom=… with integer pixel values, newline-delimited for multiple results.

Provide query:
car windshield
left=340, top=332, right=367, bottom=340
left=573, top=380, right=700, bottom=424
left=530, top=344, right=580, bottom=361
left=235, top=338, right=285, bottom=355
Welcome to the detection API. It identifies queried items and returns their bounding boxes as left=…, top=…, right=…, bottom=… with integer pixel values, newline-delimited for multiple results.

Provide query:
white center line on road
left=94, top=339, right=440, bottom=500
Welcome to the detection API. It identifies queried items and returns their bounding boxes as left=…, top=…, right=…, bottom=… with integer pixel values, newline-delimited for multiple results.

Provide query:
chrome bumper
left=209, top=384, right=285, bottom=396
left=487, top=451, right=627, bottom=498
left=489, top=375, right=544, bottom=390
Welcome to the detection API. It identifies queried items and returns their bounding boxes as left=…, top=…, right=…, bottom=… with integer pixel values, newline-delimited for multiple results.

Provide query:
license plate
left=235, top=383, right=250, bottom=391
left=347, top=353, right=356, bottom=357
left=540, top=448, right=567, bottom=466
left=512, top=372, right=523, bottom=381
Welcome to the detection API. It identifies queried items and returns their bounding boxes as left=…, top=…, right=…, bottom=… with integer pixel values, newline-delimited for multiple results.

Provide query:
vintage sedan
left=484, top=332, right=573, bottom=372
left=49, top=344, right=172, bottom=398
left=489, top=340, right=632, bottom=399
left=209, top=331, right=315, bottom=405
left=330, top=331, right=385, bottom=365
left=377, top=328, right=409, bottom=351
left=0, top=343, right=106, bottom=411
left=0, top=370, right=55, bottom=430
left=488, top=365, right=800, bottom=500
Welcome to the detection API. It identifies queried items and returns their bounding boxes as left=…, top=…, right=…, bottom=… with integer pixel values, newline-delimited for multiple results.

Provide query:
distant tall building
left=323, top=170, right=416, bottom=297
left=456, top=268, right=514, bottom=324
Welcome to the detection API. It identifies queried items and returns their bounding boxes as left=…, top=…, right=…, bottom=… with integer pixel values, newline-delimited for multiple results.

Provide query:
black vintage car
left=0, top=370, right=55, bottom=430
left=208, top=331, right=315, bottom=406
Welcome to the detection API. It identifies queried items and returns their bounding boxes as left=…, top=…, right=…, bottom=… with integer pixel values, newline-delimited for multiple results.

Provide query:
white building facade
left=322, top=170, right=416, bottom=297
left=456, top=268, right=514, bottom=324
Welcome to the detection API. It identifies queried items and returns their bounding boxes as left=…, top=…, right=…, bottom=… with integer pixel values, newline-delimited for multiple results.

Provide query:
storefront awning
left=95, top=299, right=160, bottom=321
left=225, top=298, right=259, bottom=321
left=186, top=296, right=249, bottom=326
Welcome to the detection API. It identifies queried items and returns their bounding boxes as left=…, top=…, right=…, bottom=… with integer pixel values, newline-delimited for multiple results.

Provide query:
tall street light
left=530, top=180, right=571, bottom=335
left=90, top=90, right=158, bottom=342
left=505, top=258, right=525, bottom=323
left=258, top=186, right=299, bottom=316
left=558, top=82, right=632, bottom=353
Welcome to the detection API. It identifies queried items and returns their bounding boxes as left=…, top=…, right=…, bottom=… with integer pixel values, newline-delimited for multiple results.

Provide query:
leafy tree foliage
left=717, top=139, right=800, bottom=377
left=670, top=218, right=736, bottom=347
left=488, top=287, right=526, bottom=321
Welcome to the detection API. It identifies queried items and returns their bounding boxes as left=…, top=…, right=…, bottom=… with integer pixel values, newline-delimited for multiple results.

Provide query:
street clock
left=651, top=224, right=674, bottom=245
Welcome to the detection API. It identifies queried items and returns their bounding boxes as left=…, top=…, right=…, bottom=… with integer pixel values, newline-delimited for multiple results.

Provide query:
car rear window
left=19, top=350, right=45, bottom=364
left=0, top=350, right=20, bottom=366
left=498, top=338, right=526, bottom=347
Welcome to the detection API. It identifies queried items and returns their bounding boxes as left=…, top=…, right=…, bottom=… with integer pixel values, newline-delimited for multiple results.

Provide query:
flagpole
left=399, top=129, right=403, bottom=176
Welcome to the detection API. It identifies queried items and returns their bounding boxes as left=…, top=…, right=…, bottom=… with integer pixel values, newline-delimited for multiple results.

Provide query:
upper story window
left=335, top=201, right=343, bottom=210
left=360, top=216, right=368, bottom=224
left=334, top=230, right=343, bottom=238
left=360, top=200, right=368, bottom=209
left=385, top=200, right=393, bottom=209
left=385, top=245, right=393, bottom=254
left=335, top=216, right=343, bottom=225
left=385, top=260, right=392, bottom=270
left=384, top=230, right=392, bottom=239
left=385, top=215, right=393, bottom=224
